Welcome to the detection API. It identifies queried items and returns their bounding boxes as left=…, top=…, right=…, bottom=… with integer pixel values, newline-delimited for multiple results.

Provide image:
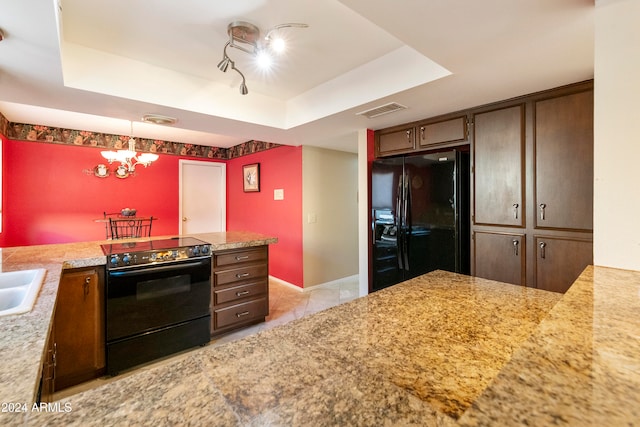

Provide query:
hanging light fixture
left=100, top=121, right=159, bottom=173
left=217, top=21, right=308, bottom=95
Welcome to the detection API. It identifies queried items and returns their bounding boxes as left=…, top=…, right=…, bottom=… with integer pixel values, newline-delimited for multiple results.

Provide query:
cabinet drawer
left=213, top=280, right=267, bottom=305
left=214, top=264, right=268, bottom=286
left=214, top=298, right=268, bottom=329
left=214, top=247, right=267, bottom=268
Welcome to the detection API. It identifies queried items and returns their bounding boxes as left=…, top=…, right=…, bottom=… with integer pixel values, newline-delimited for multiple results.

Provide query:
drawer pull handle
left=539, top=203, right=547, bottom=221
left=539, top=242, right=547, bottom=259
left=236, top=290, right=250, bottom=297
left=235, top=256, right=250, bottom=261
left=236, top=311, right=250, bottom=318
left=236, top=273, right=250, bottom=278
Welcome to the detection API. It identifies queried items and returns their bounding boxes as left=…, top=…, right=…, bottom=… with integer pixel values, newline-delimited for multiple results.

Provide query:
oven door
left=106, top=257, right=211, bottom=342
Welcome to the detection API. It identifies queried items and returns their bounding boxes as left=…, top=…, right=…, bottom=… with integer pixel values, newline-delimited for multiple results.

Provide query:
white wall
left=302, top=146, right=359, bottom=287
left=357, top=129, right=370, bottom=297
left=594, top=0, right=640, bottom=270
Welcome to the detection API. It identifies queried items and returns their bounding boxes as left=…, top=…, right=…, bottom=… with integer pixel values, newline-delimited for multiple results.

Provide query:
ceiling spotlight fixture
left=142, top=114, right=177, bottom=125
left=217, top=20, right=308, bottom=95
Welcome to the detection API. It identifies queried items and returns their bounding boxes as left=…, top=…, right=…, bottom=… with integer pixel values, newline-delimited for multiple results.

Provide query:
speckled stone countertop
left=0, top=231, right=276, bottom=425
left=5, top=251, right=640, bottom=426
left=458, top=266, right=640, bottom=426
left=26, top=270, right=565, bottom=426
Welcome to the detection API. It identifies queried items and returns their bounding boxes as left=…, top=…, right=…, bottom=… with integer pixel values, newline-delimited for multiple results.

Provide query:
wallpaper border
left=0, top=112, right=280, bottom=160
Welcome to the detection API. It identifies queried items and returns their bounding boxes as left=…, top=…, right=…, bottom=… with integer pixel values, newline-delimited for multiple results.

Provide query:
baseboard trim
left=269, top=274, right=359, bottom=293
left=268, top=276, right=303, bottom=292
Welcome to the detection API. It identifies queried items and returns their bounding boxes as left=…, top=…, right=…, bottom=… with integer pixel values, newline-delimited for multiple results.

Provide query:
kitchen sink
left=0, top=269, right=47, bottom=316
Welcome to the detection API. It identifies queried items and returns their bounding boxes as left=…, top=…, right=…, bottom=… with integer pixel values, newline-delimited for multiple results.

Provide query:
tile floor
left=53, top=276, right=360, bottom=400
left=211, top=276, right=360, bottom=347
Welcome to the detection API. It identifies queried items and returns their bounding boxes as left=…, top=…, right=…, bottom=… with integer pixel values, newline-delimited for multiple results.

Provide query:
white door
left=179, top=160, right=226, bottom=234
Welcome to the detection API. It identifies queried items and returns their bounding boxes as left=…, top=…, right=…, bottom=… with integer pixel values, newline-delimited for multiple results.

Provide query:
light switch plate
left=274, top=189, right=284, bottom=200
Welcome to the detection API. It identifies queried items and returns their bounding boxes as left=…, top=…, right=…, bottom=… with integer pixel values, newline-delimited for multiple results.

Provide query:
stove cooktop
left=101, top=237, right=211, bottom=269
left=101, top=237, right=208, bottom=255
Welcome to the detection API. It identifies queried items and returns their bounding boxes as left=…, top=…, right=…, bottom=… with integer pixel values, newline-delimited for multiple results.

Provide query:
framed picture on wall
left=243, top=163, right=260, bottom=192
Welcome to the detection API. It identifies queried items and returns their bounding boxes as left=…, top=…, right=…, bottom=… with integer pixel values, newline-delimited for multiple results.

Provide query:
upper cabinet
left=416, top=116, right=468, bottom=149
left=473, top=105, right=526, bottom=227
left=375, top=115, right=468, bottom=157
left=534, top=89, right=594, bottom=231
left=376, top=125, right=416, bottom=157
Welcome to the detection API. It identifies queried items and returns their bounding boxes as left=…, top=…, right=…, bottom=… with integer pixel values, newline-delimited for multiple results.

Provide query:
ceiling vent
left=356, top=102, right=407, bottom=119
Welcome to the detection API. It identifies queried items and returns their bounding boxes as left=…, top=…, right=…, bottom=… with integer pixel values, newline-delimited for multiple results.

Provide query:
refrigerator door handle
left=395, top=178, right=404, bottom=270
left=403, top=173, right=411, bottom=271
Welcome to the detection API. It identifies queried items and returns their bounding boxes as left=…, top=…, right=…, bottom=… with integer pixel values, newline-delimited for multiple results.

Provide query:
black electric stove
left=102, top=236, right=212, bottom=375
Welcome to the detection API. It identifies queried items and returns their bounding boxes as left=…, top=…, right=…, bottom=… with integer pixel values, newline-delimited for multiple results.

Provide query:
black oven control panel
left=108, top=246, right=210, bottom=268
left=102, top=237, right=212, bottom=270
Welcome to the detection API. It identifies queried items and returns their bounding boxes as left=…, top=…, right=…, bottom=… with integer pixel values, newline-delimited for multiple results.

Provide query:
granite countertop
left=3, top=240, right=639, bottom=426
left=24, top=270, right=562, bottom=426
left=0, top=231, right=276, bottom=421
left=458, top=266, right=640, bottom=426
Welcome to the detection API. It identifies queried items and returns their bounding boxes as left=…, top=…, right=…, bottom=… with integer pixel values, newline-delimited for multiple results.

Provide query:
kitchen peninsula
left=3, top=242, right=638, bottom=425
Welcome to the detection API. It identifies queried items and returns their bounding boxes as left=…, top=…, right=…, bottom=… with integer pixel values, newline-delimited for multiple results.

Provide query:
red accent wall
left=1, top=136, right=305, bottom=287
left=226, top=145, right=303, bottom=287
left=0, top=137, right=220, bottom=247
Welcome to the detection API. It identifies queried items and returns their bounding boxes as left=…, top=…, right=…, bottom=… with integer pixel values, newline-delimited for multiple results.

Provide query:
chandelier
left=100, top=122, right=159, bottom=173
left=217, top=21, right=308, bottom=95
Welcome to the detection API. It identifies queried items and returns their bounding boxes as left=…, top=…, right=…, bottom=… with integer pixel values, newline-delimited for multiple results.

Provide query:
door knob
left=182, top=217, right=188, bottom=222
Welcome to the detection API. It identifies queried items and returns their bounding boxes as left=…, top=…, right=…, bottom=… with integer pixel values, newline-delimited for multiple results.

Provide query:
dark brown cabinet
left=212, top=246, right=269, bottom=336
left=534, top=90, right=594, bottom=231
left=417, top=116, right=468, bottom=149
left=53, top=267, right=105, bottom=391
left=470, top=82, right=593, bottom=292
left=473, top=231, right=525, bottom=286
left=375, top=125, right=415, bottom=156
left=39, top=323, right=56, bottom=403
left=373, top=80, right=593, bottom=293
left=473, top=104, right=525, bottom=227
left=535, top=236, right=592, bottom=293
left=376, top=115, right=469, bottom=157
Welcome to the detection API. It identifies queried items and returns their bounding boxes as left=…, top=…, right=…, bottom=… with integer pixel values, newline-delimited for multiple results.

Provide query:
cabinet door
left=535, top=236, right=592, bottom=293
left=473, top=231, right=525, bottom=286
left=417, top=116, right=467, bottom=148
left=534, top=90, right=594, bottom=231
left=376, top=126, right=415, bottom=156
left=38, top=324, right=56, bottom=403
left=473, top=105, right=525, bottom=226
left=54, top=268, right=105, bottom=390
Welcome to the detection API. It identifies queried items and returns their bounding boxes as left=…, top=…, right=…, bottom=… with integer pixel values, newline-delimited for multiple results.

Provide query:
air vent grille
left=356, top=102, right=407, bottom=119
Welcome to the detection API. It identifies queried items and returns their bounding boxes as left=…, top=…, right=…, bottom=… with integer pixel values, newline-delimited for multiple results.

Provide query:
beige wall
left=594, top=0, right=640, bottom=270
left=302, top=146, right=359, bottom=287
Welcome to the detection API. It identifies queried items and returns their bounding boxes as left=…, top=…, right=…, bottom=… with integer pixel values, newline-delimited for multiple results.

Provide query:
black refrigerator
left=371, top=149, right=470, bottom=292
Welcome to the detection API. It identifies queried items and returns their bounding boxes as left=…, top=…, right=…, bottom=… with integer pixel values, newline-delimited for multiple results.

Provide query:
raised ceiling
left=0, top=0, right=594, bottom=153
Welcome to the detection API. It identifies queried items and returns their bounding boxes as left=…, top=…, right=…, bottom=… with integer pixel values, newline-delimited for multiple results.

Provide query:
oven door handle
left=108, top=259, right=210, bottom=277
